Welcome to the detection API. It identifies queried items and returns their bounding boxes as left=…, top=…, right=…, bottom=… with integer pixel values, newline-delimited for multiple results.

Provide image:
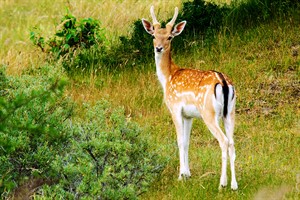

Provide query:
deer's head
left=142, top=6, right=186, bottom=54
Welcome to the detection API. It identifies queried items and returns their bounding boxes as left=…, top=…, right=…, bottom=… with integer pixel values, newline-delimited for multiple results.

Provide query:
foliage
left=118, top=20, right=154, bottom=65
left=0, top=66, right=73, bottom=198
left=74, top=19, right=154, bottom=71
left=0, top=66, right=165, bottom=199
left=35, top=102, right=165, bottom=199
left=225, top=0, right=300, bottom=30
left=176, top=0, right=229, bottom=36
left=30, top=12, right=107, bottom=72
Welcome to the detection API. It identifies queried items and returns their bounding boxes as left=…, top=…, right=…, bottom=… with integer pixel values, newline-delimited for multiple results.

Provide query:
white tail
left=142, top=6, right=238, bottom=190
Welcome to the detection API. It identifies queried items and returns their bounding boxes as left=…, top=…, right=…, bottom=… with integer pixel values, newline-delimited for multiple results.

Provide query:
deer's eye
left=152, top=35, right=156, bottom=39
left=167, top=36, right=173, bottom=40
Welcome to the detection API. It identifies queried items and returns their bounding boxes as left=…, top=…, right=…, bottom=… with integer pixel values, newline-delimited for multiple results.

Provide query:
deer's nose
left=156, top=47, right=163, bottom=53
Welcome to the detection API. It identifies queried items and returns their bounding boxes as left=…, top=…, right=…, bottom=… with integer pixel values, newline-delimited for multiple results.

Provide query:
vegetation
left=0, top=66, right=164, bottom=199
left=0, top=0, right=299, bottom=199
left=30, top=12, right=107, bottom=72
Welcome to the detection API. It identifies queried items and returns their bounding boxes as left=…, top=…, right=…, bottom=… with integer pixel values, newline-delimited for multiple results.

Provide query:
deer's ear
left=172, top=21, right=186, bottom=37
left=142, top=19, right=155, bottom=35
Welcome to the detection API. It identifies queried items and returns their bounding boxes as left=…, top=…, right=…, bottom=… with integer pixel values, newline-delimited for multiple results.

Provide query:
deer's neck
left=155, top=49, right=178, bottom=92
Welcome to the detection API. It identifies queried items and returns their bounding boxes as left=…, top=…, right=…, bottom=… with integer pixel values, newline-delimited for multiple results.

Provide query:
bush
left=176, top=0, right=229, bottom=36
left=0, top=66, right=165, bottom=199
left=30, top=12, right=107, bottom=73
left=34, top=101, right=165, bottom=199
left=225, top=0, right=300, bottom=30
left=0, top=66, right=73, bottom=198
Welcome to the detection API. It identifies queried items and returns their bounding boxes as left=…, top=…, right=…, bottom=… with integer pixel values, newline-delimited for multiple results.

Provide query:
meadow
left=0, top=0, right=299, bottom=199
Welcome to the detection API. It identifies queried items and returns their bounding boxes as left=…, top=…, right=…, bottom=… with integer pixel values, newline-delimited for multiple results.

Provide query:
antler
left=167, top=7, right=178, bottom=28
left=150, top=6, right=161, bottom=29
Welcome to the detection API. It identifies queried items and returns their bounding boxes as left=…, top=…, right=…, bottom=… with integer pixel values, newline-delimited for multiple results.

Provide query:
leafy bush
left=0, top=66, right=165, bottom=199
left=176, top=0, right=229, bottom=36
left=0, top=66, right=73, bottom=198
left=35, top=101, right=165, bottom=199
left=173, top=0, right=299, bottom=35
left=225, top=0, right=300, bottom=30
left=30, top=12, right=107, bottom=72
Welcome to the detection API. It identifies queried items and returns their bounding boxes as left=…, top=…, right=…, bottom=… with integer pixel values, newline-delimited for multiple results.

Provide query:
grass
left=1, top=0, right=299, bottom=199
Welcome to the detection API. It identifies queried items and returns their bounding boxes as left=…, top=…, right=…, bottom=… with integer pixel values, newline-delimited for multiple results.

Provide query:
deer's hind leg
left=202, top=114, right=229, bottom=189
left=198, top=90, right=229, bottom=189
left=223, top=86, right=238, bottom=190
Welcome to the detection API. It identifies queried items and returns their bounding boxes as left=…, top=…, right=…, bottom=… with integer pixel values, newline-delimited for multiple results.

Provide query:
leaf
left=55, top=31, right=65, bottom=37
left=30, top=31, right=35, bottom=41
left=63, top=44, right=70, bottom=49
left=66, top=33, right=73, bottom=42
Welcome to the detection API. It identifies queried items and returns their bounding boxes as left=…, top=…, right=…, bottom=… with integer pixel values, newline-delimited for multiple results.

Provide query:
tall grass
left=1, top=0, right=299, bottom=199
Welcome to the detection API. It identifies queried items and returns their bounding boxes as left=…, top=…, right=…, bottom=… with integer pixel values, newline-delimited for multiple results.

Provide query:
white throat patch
left=155, top=52, right=167, bottom=92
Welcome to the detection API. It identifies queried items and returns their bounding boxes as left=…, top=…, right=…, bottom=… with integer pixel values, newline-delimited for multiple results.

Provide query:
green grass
left=1, top=0, right=300, bottom=199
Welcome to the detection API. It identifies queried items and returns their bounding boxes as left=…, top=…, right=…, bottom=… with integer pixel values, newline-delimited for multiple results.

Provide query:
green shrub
left=176, top=0, right=229, bottom=36
left=0, top=66, right=165, bottom=199
left=225, top=0, right=300, bottom=30
left=30, top=12, right=107, bottom=73
left=0, top=66, right=73, bottom=198
left=35, top=101, right=165, bottom=199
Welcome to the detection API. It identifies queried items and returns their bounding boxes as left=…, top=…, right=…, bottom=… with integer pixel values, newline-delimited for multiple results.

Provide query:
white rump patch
left=227, top=85, right=235, bottom=114
left=213, top=84, right=224, bottom=118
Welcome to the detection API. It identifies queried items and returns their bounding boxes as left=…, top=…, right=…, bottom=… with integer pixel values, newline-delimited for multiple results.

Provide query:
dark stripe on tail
left=213, top=72, right=229, bottom=118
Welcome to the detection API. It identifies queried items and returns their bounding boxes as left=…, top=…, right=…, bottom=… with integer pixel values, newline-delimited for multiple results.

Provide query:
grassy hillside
left=1, top=0, right=299, bottom=199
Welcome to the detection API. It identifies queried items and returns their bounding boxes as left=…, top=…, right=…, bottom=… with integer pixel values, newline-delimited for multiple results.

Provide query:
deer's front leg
left=183, top=117, right=193, bottom=177
left=171, top=109, right=191, bottom=180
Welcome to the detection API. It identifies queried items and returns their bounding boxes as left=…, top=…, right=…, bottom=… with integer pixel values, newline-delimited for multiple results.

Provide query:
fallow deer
left=142, top=6, right=238, bottom=190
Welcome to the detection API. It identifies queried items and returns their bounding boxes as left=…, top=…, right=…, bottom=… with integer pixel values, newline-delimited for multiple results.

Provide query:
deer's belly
left=182, top=104, right=201, bottom=118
